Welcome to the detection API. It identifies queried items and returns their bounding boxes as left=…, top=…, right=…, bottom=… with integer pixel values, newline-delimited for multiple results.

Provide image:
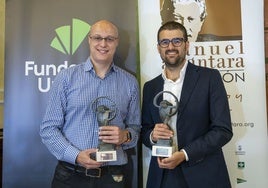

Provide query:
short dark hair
left=157, top=21, right=188, bottom=42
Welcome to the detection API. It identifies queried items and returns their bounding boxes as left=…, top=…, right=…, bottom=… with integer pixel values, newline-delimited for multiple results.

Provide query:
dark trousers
left=52, top=161, right=125, bottom=188
left=160, top=166, right=189, bottom=188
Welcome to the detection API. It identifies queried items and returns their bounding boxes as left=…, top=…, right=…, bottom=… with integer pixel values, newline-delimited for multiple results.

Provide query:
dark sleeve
left=141, top=82, right=157, bottom=149
left=184, top=69, right=233, bottom=163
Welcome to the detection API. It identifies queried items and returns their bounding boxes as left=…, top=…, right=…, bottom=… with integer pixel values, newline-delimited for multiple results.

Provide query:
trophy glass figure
left=152, top=91, right=179, bottom=157
left=91, top=96, right=117, bottom=162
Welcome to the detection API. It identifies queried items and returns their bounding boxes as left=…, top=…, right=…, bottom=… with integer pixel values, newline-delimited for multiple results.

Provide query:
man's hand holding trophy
left=152, top=91, right=179, bottom=158
left=91, top=96, right=118, bottom=162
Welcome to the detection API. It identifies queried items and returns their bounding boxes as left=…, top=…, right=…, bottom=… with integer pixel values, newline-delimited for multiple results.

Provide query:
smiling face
left=173, top=2, right=204, bottom=42
left=157, top=29, right=189, bottom=69
left=88, top=20, right=119, bottom=66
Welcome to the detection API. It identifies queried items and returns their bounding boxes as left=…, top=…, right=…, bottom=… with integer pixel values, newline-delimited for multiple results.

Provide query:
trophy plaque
left=91, top=96, right=117, bottom=162
left=152, top=91, right=179, bottom=157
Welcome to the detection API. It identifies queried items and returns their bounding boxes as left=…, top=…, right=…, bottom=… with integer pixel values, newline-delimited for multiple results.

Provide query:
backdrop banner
left=138, top=0, right=268, bottom=187
left=3, top=0, right=139, bottom=187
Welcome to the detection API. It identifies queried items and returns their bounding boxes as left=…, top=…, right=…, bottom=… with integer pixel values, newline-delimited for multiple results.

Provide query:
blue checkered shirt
left=40, top=57, right=141, bottom=166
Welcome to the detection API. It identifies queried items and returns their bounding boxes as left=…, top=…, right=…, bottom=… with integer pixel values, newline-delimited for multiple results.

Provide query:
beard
left=162, top=49, right=186, bottom=68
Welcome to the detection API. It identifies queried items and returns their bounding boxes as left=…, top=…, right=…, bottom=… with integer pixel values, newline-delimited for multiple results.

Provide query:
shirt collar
left=162, top=61, right=188, bottom=83
left=84, top=57, right=117, bottom=73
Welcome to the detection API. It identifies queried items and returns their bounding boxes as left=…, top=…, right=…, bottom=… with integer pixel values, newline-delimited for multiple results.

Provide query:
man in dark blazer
left=141, top=21, right=233, bottom=188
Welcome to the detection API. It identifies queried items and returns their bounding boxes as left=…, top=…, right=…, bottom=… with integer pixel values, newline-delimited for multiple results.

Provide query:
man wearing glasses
left=40, top=20, right=141, bottom=188
left=141, top=21, right=232, bottom=188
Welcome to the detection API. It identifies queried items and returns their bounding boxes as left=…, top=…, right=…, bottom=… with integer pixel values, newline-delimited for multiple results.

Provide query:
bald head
left=89, top=20, right=119, bottom=38
left=88, top=20, right=119, bottom=69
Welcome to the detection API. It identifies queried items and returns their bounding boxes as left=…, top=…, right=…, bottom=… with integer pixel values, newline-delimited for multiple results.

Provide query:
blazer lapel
left=178, top=62, right=200, bottom=117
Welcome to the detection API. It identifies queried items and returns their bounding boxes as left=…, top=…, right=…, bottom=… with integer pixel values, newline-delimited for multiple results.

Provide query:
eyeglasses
left=89, top=35, right=118, bottom=43
left=158, top=37, right=185, bottom=48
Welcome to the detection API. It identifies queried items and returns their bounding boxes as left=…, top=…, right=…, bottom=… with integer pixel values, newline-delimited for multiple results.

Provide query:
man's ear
left=157, top=44, right=161, bottom=53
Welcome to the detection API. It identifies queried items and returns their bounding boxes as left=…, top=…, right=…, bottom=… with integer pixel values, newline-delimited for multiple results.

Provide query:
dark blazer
left=142, top=62, right=233, bottom=188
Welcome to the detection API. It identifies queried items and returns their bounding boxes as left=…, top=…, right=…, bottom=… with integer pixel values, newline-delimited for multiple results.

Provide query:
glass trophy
left=152, top=91, right=179, bottom=157
left=91, top=96, right=117, bottom=162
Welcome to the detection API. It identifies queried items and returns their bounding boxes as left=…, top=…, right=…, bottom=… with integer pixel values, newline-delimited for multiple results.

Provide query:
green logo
left=237, top=161, right=245, bottom=169
left=50, top=18, right=91, bottom=55
left=237, top=178, right=247, bottom=184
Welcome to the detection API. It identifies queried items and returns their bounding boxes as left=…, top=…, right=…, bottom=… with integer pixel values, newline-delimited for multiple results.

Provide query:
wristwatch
left=125, top=130, right=132, bottom=143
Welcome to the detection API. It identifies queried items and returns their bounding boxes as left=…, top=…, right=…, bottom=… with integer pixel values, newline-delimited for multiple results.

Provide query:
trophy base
left=152, top=145, right=173, bottom=157
left=96, top=150, right=117, bottom=162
